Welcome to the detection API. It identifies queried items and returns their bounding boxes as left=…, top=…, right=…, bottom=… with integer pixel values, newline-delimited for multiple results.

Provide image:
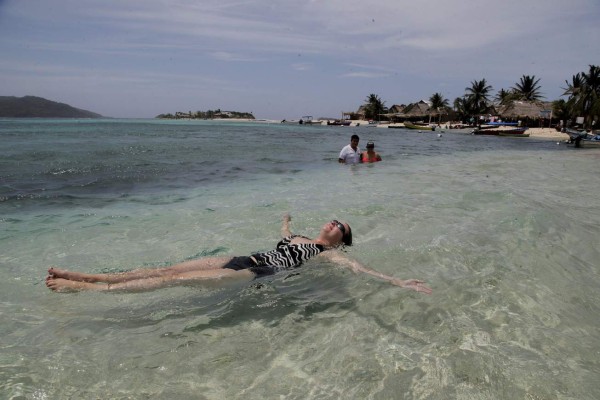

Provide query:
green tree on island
left=453, top=97, right=467, bottom=117
left=551, top=99, right=570, bottom=123
left=454, top=79, right=493, bottom=122
left=581, top=65, right=600, bottom=128
left=511, top=75, right=543, bottom=101
left=561, top=65, right=600, bottom=129
left=494, top=88, right=518, bottom=106
left=363, top=94, right=388, bottom=121
left=465, top=79, right=493, bottom=113
left=429, top=92, right=449, bottom=124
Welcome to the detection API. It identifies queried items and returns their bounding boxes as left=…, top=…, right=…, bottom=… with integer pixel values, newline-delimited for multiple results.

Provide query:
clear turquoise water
left=1, top=119, right=600, bottom=399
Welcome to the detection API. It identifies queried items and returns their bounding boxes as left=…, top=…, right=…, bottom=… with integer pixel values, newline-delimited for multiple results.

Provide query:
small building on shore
left=496, top=101, right=555, bottom=127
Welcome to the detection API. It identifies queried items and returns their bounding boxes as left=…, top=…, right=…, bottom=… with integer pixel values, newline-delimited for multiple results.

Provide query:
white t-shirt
left=339, top=144, right=361, bottom=164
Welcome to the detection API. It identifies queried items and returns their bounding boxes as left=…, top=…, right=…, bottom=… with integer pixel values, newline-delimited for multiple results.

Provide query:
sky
left=0, top=0, right=598, bottom=119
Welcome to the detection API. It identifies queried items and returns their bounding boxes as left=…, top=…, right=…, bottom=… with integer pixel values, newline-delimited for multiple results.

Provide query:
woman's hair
left=342, top=225, right=352, bottom=246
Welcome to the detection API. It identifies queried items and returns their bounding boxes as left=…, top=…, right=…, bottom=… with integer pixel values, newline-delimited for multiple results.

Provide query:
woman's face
left=322, top=220, right=348, bottom=245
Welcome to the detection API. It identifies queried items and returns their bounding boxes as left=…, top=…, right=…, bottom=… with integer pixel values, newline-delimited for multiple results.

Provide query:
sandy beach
left=525, top=127, right=570, bottom=141
left=377, top=122, right=572, bottom=141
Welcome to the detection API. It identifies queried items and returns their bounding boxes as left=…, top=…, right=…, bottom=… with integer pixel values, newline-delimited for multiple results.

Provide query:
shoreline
left=163, top=118, right=576, bottom=141
left=367, top=121, right=572, bottom=140
left=524, top=127, right=570, bottom=141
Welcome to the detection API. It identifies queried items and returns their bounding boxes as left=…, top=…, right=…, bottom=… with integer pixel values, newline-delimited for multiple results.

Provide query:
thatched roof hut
left=496, top=101, right=553, bottom=119
left=401, top=100, right=432, bottom=118
left=388, top=104, right=406, bottom=114
left=343, top=105, right=366, bottom=120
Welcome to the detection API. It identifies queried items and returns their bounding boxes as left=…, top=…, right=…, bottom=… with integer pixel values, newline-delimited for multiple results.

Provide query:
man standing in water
left=338, top=134, right=361, bottom=164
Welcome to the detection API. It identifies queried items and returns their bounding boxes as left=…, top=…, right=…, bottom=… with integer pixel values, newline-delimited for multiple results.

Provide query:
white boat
left=281, top=116, right=323, bottom=125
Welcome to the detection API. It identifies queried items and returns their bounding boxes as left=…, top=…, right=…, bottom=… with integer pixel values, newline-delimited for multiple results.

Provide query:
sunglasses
left=332, top=220, right=346, bottom=236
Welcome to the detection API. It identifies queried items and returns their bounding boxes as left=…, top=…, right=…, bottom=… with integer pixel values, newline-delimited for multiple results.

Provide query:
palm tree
left=562, top=65, right=600, bottom=129
left=581, top=65, right=600, bottom=129
left=453, top=96, right=477, bottom=123
left=464, top=79, right=493, bottom=118
left=563, top=73, right=585, bottom=125
left=562, top=73, right=584, bottom=98
left=495, top=88, right=517, bottom=105
left=552, top=99, right=569, bottom=123
left=511, top=75, right=543, bottom=101
left=363, top=94, right=387, bottom=121
left=429, top=92, right=449, bottom=124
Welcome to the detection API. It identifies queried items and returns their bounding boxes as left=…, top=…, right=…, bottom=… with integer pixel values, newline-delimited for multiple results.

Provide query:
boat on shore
left=300, top=116, right=323, bottom=125
left=403, top=121, right=435, bottom=131
left=326, top=119, right=351, bottom=126
left=280, top=116, right=323, bottom=125
left=472, top=127, right=528, bottom=135
left=564, top=129, right=600, bottom=147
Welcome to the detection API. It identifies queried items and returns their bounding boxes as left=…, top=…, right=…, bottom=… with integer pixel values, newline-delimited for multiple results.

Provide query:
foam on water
left=1, top=119, right=600, bottom=398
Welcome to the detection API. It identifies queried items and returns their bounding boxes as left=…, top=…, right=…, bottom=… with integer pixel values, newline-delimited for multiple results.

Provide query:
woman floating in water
left=46, top=214, right=431, bottom=294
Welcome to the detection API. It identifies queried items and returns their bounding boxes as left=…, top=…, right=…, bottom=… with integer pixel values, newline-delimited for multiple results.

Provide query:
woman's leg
left=48, top=257, right=233, bottom=284
left=46, top=266, right=256, bottom=293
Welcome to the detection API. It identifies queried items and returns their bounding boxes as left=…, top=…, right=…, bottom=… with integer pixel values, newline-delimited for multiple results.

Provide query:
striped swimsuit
left=222, top=235, right=325, bottom=277
left=250, top=235, right=325, bottom=274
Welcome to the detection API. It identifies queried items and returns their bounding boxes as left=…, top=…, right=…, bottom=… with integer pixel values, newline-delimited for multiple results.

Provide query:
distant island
left=0, top=96, right=103, bottom=118
left=156, top=109, right=254, bottom=120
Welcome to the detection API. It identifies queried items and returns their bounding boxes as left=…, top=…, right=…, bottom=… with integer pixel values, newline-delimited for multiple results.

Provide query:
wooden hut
left=401, top=100, right=432, bottom=120
left=342, top=105, right=366, bottom=121
left=496, top=101, right=554, bottom=126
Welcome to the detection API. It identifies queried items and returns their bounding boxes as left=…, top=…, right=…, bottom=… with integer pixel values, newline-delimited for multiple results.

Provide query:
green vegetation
left=494, top=88, right=517, bottom=106
left=561, top=65, right=600, bottom=129
left=156, top=109, right=254, bottom=120
left=429, top=92, right=450, bottom=124
left=0, top=96, right=102, bottom=118
left=362, top=94, right=387, bottom=121
left=511, top=75, right=543, bottom=101
left=354, top=65, right=599, bottom=130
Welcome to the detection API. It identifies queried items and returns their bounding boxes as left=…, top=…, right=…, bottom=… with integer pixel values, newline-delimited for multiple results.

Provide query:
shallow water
left=1, top=119, right=600, bottom=399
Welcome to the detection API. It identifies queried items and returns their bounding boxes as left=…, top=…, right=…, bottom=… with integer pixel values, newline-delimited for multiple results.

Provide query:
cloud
left=292, top=63, right=313, bottom=71
left=1, top=0, right=598, bottom=118
left=210, top=52, right=263, bottom=62
left=341, top=71, right=390, bottom=79
left=7, top=0, right=596, bottom=57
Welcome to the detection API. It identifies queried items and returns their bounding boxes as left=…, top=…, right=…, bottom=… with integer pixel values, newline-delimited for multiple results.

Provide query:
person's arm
left=338, top=147, right=346, bottom=163
left=281, top=213, right=292, bottom=237
left=318, top=249, right=432, bottom=294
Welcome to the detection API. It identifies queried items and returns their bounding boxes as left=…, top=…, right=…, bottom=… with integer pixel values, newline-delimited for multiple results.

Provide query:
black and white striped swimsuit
left=221, top=235, right=325, bottom=277
left=250, top=235, right=324, bottom=275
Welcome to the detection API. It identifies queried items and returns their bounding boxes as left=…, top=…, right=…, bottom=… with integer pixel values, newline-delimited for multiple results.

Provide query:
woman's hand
left=281, top=213, right=292, bottom=237
left=321, top=250, right=432, bottom=295
left=391, top=278, right=432, bottom=294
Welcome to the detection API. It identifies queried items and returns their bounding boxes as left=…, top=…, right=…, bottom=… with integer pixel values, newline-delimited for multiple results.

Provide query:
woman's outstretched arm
left=318, top=250, right=432, bottom=294
left=281, top=213, right=292, bottom=237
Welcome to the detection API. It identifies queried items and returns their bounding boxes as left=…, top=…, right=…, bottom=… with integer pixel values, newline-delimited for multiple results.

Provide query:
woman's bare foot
left=46, top=277, right=106, bottom=292
left=47, top=267, right=97, bottom=282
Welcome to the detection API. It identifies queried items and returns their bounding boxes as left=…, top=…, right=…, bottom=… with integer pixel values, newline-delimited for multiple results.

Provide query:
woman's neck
left=314, top=237, right=334, bottom=248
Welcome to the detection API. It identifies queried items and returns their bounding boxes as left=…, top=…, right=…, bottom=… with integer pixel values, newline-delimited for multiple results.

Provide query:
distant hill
left=0, top=96, right=103, bottom=118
